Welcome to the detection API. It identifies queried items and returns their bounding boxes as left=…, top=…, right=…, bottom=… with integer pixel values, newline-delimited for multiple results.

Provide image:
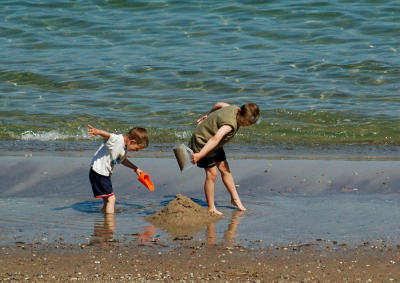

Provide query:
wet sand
left=1, top=241, right=400, bottom=282
left=1, top=153, right=400, bottom=281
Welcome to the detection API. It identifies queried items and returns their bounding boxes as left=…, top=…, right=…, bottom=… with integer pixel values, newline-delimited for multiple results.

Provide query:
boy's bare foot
left=208, top=208, right=223, bottom=215
left=231, top=200, right=247, bottom=211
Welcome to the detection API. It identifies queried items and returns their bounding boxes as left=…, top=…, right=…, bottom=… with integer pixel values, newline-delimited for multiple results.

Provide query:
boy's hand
left=87, top=124, right=110, bottom=140
left=135, top=168, right=144, bottom=176
left=87, top=124, right=99, bottom=138
left=190, top=153, right=202, bottom=164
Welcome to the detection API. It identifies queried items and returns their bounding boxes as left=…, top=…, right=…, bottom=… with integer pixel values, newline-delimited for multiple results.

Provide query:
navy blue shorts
left=89, top=168, right=114, bottom=198
left=197, top=147, right=226, bottom=168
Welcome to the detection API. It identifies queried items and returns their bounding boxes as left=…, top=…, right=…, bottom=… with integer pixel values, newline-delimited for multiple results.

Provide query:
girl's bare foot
left=208, top=208, right=223, bottom=215
left=231, top=199, right=247, bottom=211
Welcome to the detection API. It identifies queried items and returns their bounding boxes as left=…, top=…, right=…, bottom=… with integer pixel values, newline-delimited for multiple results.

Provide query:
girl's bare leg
left=217, top=161, right=246, bottom=211
left=204, top=167, right=223, bottom=215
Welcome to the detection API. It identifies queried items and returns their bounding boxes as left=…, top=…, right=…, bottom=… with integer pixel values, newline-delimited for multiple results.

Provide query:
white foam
left=174, top=130, right=191, bottom=139
left=21, top=130, right=69, bottom=141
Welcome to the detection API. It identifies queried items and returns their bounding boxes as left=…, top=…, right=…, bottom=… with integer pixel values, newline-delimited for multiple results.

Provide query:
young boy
left=189, top=102, right=260, bottom=215
left=88, top=124, right=149, bottom=214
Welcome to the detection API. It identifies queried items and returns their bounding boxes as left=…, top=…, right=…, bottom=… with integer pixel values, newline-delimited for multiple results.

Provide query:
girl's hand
left=197, top=115, right=208, bottom=125
left=190, top=153, right=202, bottom=164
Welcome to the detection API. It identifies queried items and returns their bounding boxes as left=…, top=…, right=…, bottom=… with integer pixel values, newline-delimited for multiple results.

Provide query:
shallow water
left=2, top=193, right=400, bottom=248
left=1, top=155, right=400, bottom=247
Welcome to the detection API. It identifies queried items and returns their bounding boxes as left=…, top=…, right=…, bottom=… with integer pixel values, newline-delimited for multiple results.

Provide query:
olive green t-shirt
left=189, top=105, right=240, bottom=156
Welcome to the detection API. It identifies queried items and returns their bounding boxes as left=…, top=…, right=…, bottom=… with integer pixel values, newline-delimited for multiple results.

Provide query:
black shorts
left=89, top=168, right=114, bottom=198
left=197, top=147, right=226, bottom=168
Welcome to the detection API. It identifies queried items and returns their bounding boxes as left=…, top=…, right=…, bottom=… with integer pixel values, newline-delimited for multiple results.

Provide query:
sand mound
left=145, top=194, right=222, bottom=237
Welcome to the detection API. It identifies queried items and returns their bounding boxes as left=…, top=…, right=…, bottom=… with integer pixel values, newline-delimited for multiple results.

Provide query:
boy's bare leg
left=217, top=161, right=246, bottom=211
left=102, top=195, right=116, bottom=214
left=204, top=167, right=223, bottom=215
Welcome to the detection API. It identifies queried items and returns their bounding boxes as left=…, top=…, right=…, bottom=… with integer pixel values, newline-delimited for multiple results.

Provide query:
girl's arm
left=121, top=158, right=143, bottom=176
left=87, top=124, right=110, bottom=141
left=208, top=102, right=230, bottom=114
left=197, top=102, right=230, bottom=124
left=190, top=125, right=232, bottom=164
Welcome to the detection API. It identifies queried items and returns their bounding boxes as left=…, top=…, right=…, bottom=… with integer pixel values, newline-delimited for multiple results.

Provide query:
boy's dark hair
left=239, top=103, right=260, bottom=124
left=127, top=127, right=149, bottom=147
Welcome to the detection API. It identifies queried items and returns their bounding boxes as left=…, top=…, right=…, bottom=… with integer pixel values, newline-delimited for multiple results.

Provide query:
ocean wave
left=1, top=117, right=398, bottom=147
left=20, top=130, right=70, bottom=141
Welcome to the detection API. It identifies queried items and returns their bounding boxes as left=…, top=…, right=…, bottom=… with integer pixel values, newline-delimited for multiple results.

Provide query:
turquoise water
left=1, top=0, right=400, bottom=150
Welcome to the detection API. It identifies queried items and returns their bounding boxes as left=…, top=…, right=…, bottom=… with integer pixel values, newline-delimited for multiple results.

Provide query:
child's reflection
left=91, top=214, right=115, bottom=246
left=206, top=210, right=244, bottom=246
left=139, top=225, right=155, bottom=243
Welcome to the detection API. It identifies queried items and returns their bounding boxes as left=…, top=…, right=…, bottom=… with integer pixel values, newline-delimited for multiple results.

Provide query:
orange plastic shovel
left=138, top=172, right=155, bottom=191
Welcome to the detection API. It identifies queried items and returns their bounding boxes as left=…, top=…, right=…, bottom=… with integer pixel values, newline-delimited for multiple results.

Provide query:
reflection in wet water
left=206, top=211, right=244, bottom=246
left=139, top=225, right=155, bottom=243
left=90, top=214, right=115, bottom=246
left=89, top=211, right=244, bottom=247
left=90, top=214, right=156, bottom=246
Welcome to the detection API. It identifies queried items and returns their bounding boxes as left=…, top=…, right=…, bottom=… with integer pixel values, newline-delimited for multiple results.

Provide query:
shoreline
left=1, top=141, right=399, bottom=161
left=1, top=150, right=400, bottom=162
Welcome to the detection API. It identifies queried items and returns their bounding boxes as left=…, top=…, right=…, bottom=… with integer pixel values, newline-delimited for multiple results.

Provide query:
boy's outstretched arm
left=191, top=125, right=232, bottom=164
left=121, top=159, right=143, bottom=176
left=87, top=124, right=110, bottom=140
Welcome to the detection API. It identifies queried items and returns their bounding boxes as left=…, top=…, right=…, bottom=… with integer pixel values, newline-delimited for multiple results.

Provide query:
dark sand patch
left=1, top=242, right=400, bottom=282
left=145, top=194, right=223, bottom=237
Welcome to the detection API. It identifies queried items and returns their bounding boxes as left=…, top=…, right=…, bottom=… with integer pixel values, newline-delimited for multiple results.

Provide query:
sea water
left=0, top=0, right=399, bottom=152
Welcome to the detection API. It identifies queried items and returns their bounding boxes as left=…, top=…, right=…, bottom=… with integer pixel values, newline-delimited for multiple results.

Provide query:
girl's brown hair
left=239, top=103, right=260, bottom=124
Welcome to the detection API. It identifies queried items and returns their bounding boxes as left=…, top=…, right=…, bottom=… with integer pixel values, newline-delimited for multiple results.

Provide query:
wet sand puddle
left=1, top=156, right=400, bottom=249
left=1, top=193, right=400, bottom=251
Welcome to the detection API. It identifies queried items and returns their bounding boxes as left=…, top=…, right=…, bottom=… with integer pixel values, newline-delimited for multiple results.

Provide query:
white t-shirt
left=91, top=133, right=127, bottom=176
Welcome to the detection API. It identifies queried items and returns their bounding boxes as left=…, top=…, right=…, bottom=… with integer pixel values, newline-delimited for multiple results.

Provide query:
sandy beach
left=1, top=153, right=400, bottom=281
left=1, top=240, right=400, bottom=282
